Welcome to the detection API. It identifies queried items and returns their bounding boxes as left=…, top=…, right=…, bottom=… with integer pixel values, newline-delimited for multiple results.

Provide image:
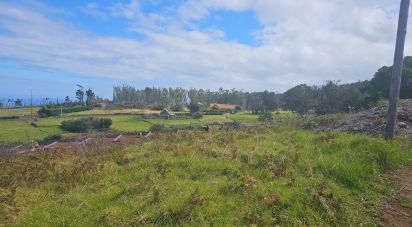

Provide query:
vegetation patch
left=38, top=105, right=93, bottom=117
left=0, top=127, right=410, bottom=226
left=60, top=117, right=112, bottom=133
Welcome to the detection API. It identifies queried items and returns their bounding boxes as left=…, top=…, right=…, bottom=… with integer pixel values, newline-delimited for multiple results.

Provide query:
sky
left=0, top=0, right=411, bottom=100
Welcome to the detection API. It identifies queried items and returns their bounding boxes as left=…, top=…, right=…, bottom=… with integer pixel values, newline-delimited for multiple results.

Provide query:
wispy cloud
left=81, top=2, right=108, bottom=20
left=0, top=0, right=409, bottom=92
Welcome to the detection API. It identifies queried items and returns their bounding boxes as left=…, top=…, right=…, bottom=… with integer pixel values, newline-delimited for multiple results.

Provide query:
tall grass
left=0, top=126, right=411, bottom=225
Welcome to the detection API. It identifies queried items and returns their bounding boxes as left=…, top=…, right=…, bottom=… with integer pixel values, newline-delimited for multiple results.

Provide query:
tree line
left=113, top=56, right=412, bottom=115
left=113, top=86, right=278, bottom=113
left=282, top=56, right=412, bottom=114
left=2, top=57, right=411, bottom=114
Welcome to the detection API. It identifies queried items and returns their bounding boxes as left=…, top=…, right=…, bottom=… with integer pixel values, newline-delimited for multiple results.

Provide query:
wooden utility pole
left=30, top=89, right=33, bottom=120
left=385, top=0, right=410, bottom=140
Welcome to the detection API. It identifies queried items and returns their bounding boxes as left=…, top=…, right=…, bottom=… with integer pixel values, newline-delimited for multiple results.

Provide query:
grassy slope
left=0, top=119, right=63, bottom=143
left=0, top=108, right=39, bottom=117
left=1, top=127, right=411, bottom=226
left=64, top=108, right=165, bottom=117
left=0, top=113, right=260, bottom=143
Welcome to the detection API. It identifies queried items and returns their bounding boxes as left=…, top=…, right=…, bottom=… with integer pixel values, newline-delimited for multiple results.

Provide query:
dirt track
left=380, top=165, right=412, bottom=226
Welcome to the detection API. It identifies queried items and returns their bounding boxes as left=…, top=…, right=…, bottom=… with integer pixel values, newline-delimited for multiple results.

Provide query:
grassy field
left=0, top=108, right=39, bottom=117
left=64, top=108, right=166, bottom=117
left=0, top=119, right=63, bottom=143
left=0, top=126, right=411, bottom=225
left=0, top=112, right=263, bottom=143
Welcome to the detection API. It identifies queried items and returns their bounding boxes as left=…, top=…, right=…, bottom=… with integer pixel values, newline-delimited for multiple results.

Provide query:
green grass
left=1, top=127, right=411, bottom=226
left=63, top=108, right=162, bottom=117
left=0, top=108, right=39, bottom=117
left=0, top=112, right=261, bottom=143
left=0, top=119, right=63, bottom=143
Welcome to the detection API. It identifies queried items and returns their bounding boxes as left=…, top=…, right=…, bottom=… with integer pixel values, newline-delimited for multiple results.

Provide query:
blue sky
left=0, top=0, right=409, bottom=101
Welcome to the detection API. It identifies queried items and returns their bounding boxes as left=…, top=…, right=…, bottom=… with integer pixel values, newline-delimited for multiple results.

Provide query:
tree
left=282, top=84, right=316, bottom=115
left=188, top=102, right=201, bottom=113
left=14, top=99, right=23, bottom=108
left=0, top=100, right=3, bottom=108
left=363, top=56, right=412, bottom=105
left=76, top=90, right=84, bottom=105
left=262, top=91, right=278, bottom=112
left=85, top=88, right=95, bottom=106
left=258, top=112, right=273, bottom=122
left=247, top=92, right=264, bottom=114
left=7, top=99, right=14, bottom=108
left=64, top=96, right=70, bottom=103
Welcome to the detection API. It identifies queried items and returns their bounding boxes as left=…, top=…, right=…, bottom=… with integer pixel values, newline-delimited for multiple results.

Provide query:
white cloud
left=81, top=2, right=108, bottom=20
left=0, top=0, right=410, bottom=92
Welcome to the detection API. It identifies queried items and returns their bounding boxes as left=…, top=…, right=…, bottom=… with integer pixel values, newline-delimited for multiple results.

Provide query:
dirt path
left=380, top=165, right=412, bottom=226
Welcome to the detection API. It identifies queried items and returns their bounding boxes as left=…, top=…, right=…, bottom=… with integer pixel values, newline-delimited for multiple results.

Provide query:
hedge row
left=38, top=106, right=93, bottom=117
left=60, top=117, right=112, bottom=133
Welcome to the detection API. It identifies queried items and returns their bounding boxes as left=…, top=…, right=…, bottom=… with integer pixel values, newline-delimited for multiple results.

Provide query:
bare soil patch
left=380, top=165, right=412, bottom=227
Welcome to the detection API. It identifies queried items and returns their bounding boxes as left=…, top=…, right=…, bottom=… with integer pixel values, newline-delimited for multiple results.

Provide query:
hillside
left=1, top=126, right=411, bottom=226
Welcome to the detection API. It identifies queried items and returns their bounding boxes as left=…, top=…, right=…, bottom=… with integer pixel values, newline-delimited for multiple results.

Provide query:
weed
left=0, top=127, right=411, bottom=226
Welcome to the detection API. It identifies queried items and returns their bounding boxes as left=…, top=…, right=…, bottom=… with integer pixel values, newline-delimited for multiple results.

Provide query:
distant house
left=98, top=102, right=108, bottom=108
left=159, top=108, right=175, bottom=119
left=211, top=103, right=237, bottom=111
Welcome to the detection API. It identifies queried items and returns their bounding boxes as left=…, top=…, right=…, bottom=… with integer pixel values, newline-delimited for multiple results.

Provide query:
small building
left=97, top=102, right=108, bottom=108
left=159, top=108, right=175, bottom=119
left=211, top=103, right=237, bottom=111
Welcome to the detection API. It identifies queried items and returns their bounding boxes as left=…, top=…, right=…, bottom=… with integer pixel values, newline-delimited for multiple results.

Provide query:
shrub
left=40, top=134, right=62, bottom=145
left=172, top=104, right=184, bottom=112
left=0, top=116, right=19, bottom=120
left=203, top=110, right=226, bottom=115
left=31, top=121, right=38, bottom=127
left=211, top=104, right=219, bottom=110
left=258, top=112, right=273, bottom=122
left=92, top=118, right=112, bottom=129
left=60, top=117, right=112, bottom=133
left=150, top=124, right=165, bottom=132
left=302, top=121, right=317, bottom=130
left=38, top=105, right=93, bottom=117
left=188, top=102, right=201, bottom=113
left=192, top=112, right=204, bottom=119
left=149, top=105, right=164, bottom=111
left=61, top=119, right=89, bottom=132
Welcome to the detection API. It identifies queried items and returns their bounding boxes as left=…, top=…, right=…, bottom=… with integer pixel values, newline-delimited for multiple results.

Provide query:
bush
left=0, top=116, right=19, bottom=120
left=188, top=102, right=201, bottom=113
left=203, top=110, right=226, bottom=115
left=171, top=104, right=184, bottom=112
left=192, top=112, right=204, bottom=119
left=61, top=119, right=89, bottom=132
left=31, top=121, right=38, bottom=127
left=92, top=118, right=112, bottom=129
left=38, top=105, right=93, bottom=117
left=60, top=117, right=112, bottom=133
left=150, top=124, right=165, bottom=132
left=40, top=134, right=62, bottom=145
left=149, top=105, right=164, bottom=111
left=258, top=112, right=273, bottom=122
left=302, top=121, right=317, bottom=130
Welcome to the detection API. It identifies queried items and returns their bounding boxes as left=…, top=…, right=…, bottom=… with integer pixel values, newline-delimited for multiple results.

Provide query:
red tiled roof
left=212, top=104, right=236, bottom=110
